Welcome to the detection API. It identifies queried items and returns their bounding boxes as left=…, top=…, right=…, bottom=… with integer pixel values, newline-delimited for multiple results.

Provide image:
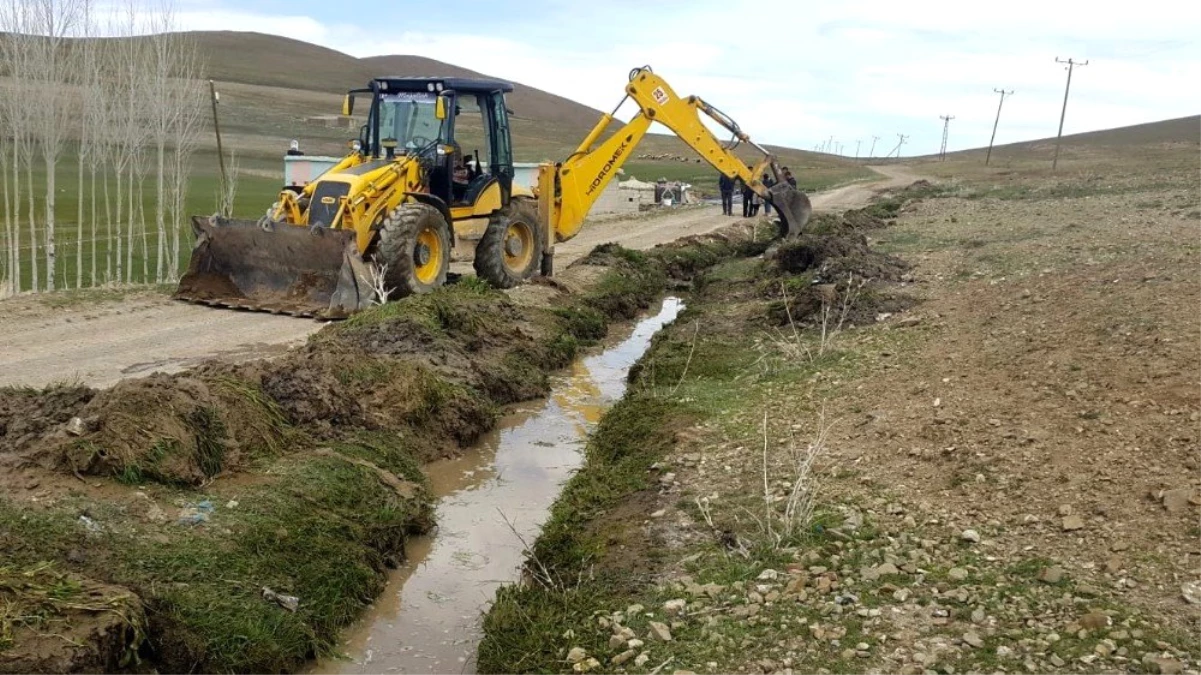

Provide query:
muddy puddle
left=309, top=296, right=684, bottom=674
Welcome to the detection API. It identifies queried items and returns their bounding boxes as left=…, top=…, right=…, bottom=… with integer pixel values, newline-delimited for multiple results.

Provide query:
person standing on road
left=718, top=172, right=735, bottom=216
left=782, top=167, right=797, bottom=188
left=741, top=178, right=755, bottom=218
left=762, top=172, right=775, bottom=217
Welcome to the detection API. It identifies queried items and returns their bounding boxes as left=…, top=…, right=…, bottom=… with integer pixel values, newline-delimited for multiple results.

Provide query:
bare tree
left=25, top=0, right=85, bottom=290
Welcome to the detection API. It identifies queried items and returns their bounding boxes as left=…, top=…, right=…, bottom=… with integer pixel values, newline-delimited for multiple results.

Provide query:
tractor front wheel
left=376, top=202, right=452, bottom=298
left=474, top=199, right=543, bottom=289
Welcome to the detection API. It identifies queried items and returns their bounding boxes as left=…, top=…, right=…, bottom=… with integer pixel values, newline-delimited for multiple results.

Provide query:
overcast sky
left=146, top=0, right=1201, bottom=156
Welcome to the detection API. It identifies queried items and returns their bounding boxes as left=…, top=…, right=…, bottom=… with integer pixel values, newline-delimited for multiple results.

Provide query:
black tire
left=473, top=199, right=544, bottom=289
left=375, top=202, right=451, bottom=297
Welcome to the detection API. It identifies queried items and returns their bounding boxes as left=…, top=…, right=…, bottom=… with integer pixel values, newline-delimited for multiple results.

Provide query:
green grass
left=0, top=449, right=433, bottom=673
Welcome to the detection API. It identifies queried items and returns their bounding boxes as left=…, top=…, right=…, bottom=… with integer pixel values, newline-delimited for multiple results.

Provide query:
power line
left=986, top=88, right=1014, bottom=166
left=939, top=115, right=955, bottom=161
left=1053, top=57, right=1088, bottom=171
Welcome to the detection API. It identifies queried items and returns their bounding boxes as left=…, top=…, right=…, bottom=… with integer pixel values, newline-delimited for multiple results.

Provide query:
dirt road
left=0, top=168, right=915, bottom=389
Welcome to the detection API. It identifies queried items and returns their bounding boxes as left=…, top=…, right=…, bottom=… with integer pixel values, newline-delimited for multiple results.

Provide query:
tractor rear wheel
left=474, top=199, right=543, bottom=289
left=376, top=202, right=451, bottom=298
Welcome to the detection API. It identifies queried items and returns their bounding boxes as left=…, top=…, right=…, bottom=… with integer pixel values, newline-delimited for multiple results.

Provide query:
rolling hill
left=192, top=31, right=607, bottom=130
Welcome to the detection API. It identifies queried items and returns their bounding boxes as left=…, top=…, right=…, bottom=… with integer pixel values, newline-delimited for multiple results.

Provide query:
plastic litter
left=177, top=499, right=216, bottom=526
left=262, top=586, right=300, bottom=612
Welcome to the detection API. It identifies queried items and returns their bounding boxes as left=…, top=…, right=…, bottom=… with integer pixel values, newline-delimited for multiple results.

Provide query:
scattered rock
left=1080, top=610, right=1111, bottom=630
left=1161, top=489, right=1195, bottom=513
left=573, top=657, right=601, bottom=673
left=608, top=634, right=626, bottom=650
left=627, top=604, right=644, bottom=615
left=1105, top=556, right=1123, bottom=574
left=1037, top=566, right=1065, bottom=584
left=1062, top=515, right=1085, bottom=531
left=757, top=568, right=779, bottom=581
left=1181, top=580, right=1201, bottom=605
left=648, top=621, right=673, bottom=642
left=963, top=632, right=984, bottom=648
left=1050, top=654, right=1066, bottom=668
left=566, top=647, right=587, bottom=664
left=611, top=649, right=637, bottom=666
left=627, top=638, right=644, bottom=650
left=948, top=567, right=968, bottom=581
left=875, top=562, right=900, bottom=577
left=634, top=653, right=650, bottom=667
left=664, top=598, right=687, bottom=616
left=960, top=529, right=980, bottom=543
left=66, top=416, right=86, bottom=436
left=1145, top=656, right=1184, bottom=675
left=996, top=645, right=1013, bottom=659
left=970, top=607, right=985, bottom=623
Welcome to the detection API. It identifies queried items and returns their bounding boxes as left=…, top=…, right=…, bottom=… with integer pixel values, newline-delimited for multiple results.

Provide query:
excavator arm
left=537, top=66, right=812, bottom=251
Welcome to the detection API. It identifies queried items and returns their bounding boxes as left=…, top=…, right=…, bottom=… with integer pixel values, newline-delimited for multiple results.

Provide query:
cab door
left=485, top=91, right=514, bottom=205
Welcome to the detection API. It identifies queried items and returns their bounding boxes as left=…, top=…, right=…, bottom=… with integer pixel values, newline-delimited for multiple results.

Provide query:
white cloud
left=115, top=0, right=1201, bottom=155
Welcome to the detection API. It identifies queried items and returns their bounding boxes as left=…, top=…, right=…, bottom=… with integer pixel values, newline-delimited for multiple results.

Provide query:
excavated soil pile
left=765, top=205, right=917, bottom=328
left=0, top=385, right=95, bottom=456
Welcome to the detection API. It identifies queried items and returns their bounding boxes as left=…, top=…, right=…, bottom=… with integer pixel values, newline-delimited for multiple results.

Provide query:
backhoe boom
left=541, top=66, right=811, bottom=249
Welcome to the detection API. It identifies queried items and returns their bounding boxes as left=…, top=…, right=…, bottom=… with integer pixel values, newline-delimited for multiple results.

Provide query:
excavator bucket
left=769, top=182, right=813, bottom=239
left=174, top=215, right=375, bottom=320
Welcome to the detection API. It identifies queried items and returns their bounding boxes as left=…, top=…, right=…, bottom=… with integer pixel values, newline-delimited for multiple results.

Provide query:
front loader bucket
left=769, top=183, right=812, bottom=239
left=174, top=215, right=375, bottom=320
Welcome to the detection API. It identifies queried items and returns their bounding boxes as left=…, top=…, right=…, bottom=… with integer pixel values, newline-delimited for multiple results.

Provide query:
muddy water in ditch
left=310, top=296, right=683, bottom=675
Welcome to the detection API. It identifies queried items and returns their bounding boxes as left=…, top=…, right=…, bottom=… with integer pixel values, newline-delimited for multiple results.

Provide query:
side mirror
left=435, top=94, right=449, bottom=120
left=342, top=94, right=355, bottom=117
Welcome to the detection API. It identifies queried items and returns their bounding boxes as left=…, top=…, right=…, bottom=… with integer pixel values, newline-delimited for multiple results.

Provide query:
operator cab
left=346, top=77, right=516, bottom=209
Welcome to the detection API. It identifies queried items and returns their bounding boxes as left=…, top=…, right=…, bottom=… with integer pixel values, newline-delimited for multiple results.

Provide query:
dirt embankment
left=0, top=217, right=780, bottom=673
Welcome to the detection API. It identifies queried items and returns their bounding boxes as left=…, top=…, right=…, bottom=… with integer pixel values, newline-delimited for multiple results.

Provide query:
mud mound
left=259, top=351, right=365, bottom=429
left=0, top=566, right=143, bottom=674
left=56, top=372, right=287, bottom=485
left=0, top=385, right=95, bottom=455
left=773, top=232, right=910, bottom=283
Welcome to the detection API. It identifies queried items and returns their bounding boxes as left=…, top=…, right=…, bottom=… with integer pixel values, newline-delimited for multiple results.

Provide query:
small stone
left=648, top=621, right=672, bottom=642
left=664, top=598, right=687, bottom=615
left=1105, top=556, right=1123, bottom=574
left=650, top=509, right=667, bottom=518
left=608, top=634, right=626, bottom=650
left=876, top=562, right=900, bottom=576
left=1038, top=566, right=1065, bottom=584
left=1058, top=504, right=1073, bottom=516
left=573, top=657, right=601, bottom=673
left=1181, top=580, right=1201, bottom=605
left=1050, top=654, right=1066, bottom=667
left=947, top=567, right=968, bottom=581
left=1145, top=656, right=1184, bottom=675
left=1080, top=610, right=1110, bottom=630
left=566, top=647, right=587, bottom=664
left=627, top=604, right=644, bottom=615
left=1062, top=515, right=1085, bottom=531
left=757, top=568, right=779, bottom=581
left=971, top=608, right=985, bottom=623
left=960, top=529, right=980, bottom=543
left=1162, top=489, right=1196, bottom=513
left=611, top=649, right=637, bottom=665
left=627, top=638, right=644, bottom=650
left=635, top=653, right=650, bottom=667
left=963, top=632, right=984, bottom=648
left=893, top=588, right=911, bottom=602
left=996, top=645, right=1013, bottom=659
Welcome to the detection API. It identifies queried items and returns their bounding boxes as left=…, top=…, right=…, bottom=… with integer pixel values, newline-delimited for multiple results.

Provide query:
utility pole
left=869, top=135, right=880, bottom=158
left=938, top=115, right=955, bottom=161
left=208, top=80, right=229, bottom=216
left=986, top=88, right=1014, bottom=166
left=890, top=133, right=908, bottom=158
left=855, top=139, right=861, bottom=159
left=1053, top=57, right=1088, bottom=171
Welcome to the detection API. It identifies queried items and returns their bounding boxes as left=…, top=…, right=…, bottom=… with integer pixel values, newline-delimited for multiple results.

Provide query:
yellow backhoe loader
left=174, top=66, right=812, bottom=318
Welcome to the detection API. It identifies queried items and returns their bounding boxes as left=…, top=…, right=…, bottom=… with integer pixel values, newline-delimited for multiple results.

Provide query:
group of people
left=718, top=167, right=796, bottom=217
